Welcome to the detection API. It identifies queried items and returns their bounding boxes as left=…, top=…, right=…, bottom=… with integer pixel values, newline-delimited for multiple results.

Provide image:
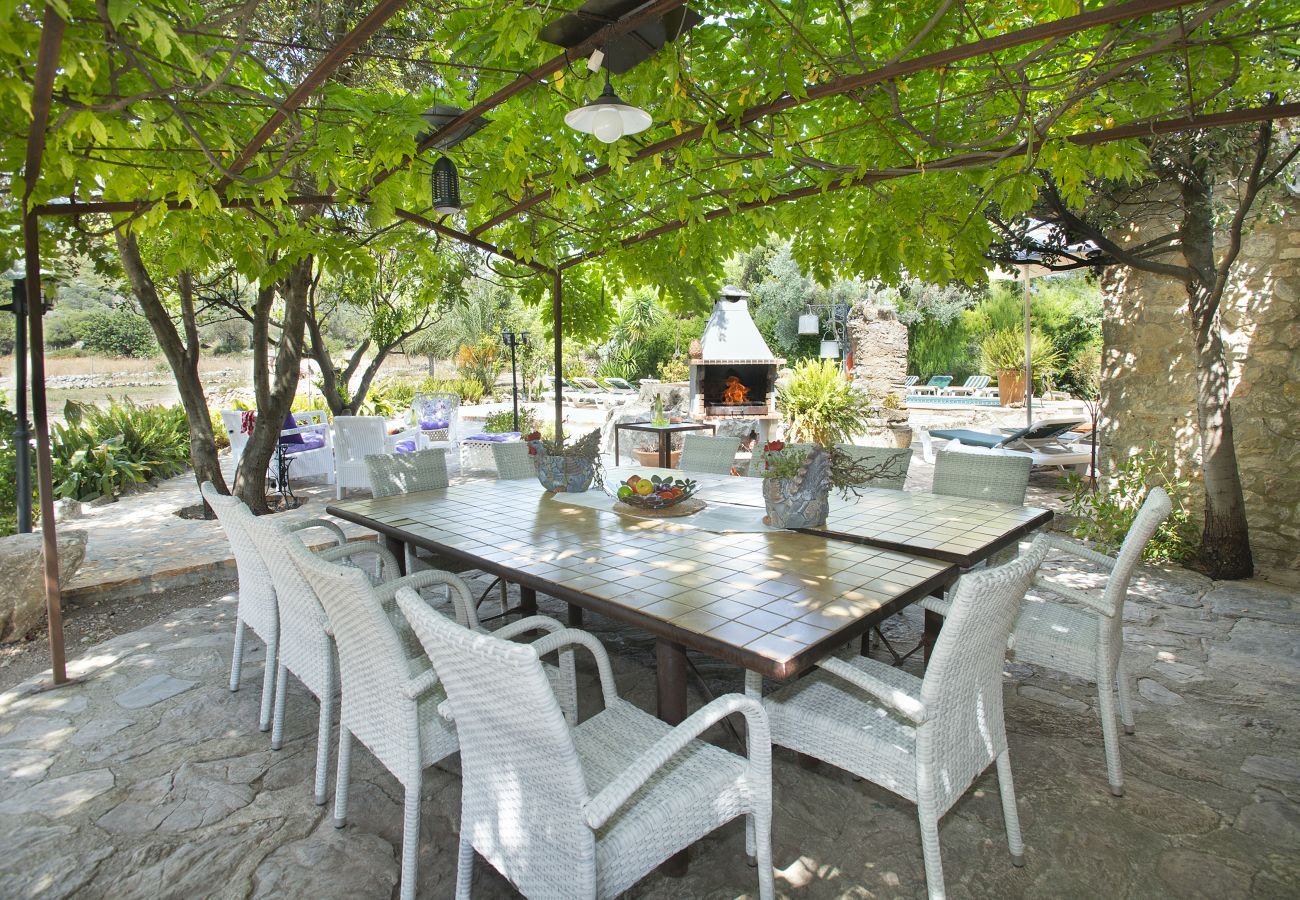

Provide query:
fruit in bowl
left=617, top=473, right=697, bottom=509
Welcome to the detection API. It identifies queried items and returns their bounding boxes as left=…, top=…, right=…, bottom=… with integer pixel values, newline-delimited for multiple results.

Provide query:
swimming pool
left=906, top=395, right=1002, bottom=406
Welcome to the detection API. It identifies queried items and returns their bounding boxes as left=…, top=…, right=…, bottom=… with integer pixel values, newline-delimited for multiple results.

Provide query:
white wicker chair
left=394, top=592, right=775, bottom=900
left=932, top=449, right=1032, bottom=505
left=296, top=550, right=575, bottom=900
left=412, top=391, right=460, bottom=451
left=333, top=416, right=418, bottom=499
left=923, top=488, right=1172, bottom=797
left=365, top=449, right=450, bottom=573
left=750, top=535, right=1051, bottom=900
left=242, top=513, right=404, bottom=804
left=219, top=408, right=334, bottom=485
left=834, top=444, right=913, bottom=489
left=679, top=434, right=741, bottom=475
left=202, top=482, right=345, bottom=733
left=490, top=441, right=534, bottom=479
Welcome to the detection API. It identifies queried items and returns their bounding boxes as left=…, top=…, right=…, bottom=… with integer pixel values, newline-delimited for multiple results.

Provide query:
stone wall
left=1099, top=194, right=1300, bottom=570
left=847, top=303, right=908, bottom=397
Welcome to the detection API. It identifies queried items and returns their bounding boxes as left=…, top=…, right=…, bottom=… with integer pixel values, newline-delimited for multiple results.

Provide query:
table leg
left=923, top=607, right=943, bottom=668
left=568, top=604, right=584, bottom=627
left=614, top=428, right=620, bottom=466
left=384, top=535, right=407, bottom=576
left=656, top=639, right=690, bottom=876
left=659, top=433, right=671, bottom=469
left=519, top=586, right=537, bottom=616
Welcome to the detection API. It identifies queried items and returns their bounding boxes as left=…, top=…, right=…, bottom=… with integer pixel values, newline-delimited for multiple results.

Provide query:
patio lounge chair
left=679, top=434, right=741, bottom=475
left=296, top=550, right=576, bottom=900
left=202, top=483, right=347, bottom=735
left=602, top=376, right=640, bottom=394
left=574, top=376, right=625, bottom=405
left=923, top=489, right=1172, bottom=797
left=394, top=592, right=776, bottom=900
left=909, top=375, right=953, bottom=396
left=749, top=537, right=1050, bottom=900
left=834, top=444, right=913, bottom=489
left=919, top=417, right=1091, bottom=472
left=333, top=416, right=419, bottom=499
left=905, top=375, right=919, bottom=388
left=940, top=374, right=991, bottom=396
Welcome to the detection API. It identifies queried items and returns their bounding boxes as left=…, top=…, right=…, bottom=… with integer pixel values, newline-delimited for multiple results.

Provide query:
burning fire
left=722, top=375, right=750, bottom=404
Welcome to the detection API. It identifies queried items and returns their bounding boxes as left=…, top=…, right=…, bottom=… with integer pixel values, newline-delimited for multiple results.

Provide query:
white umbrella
left=989, top=260, right=1056, bottom=428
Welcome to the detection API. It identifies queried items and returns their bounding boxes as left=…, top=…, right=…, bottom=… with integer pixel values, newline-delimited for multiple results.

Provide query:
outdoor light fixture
left=430, top=156, right=461, bottom=215
left=564, top=76, right=651, bottom=143
left=797, top=312, right=820, bottom=336
left=819, top=339, right=840, bottom=359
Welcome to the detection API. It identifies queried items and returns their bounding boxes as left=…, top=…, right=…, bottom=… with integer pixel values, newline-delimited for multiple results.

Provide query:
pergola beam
left=23, top=4, right=69, bottom=686
left=365, top=0, right=686, bottom=194
left=34, top=195, right=335, bottom=216
left=393, top=207, right=556, bottom=275
left=562, top=101, right=1300, bottom=269
left=215, top=0, right=412, bottom=191
left=472, top=0, right=1210, bottom=236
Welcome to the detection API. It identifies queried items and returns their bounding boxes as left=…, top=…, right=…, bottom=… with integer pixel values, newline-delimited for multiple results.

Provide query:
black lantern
left=431, top=156, right=461, bottom=215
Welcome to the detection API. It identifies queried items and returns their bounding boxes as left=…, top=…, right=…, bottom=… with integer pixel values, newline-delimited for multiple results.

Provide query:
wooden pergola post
left=553, top=270, right=564, bottom=443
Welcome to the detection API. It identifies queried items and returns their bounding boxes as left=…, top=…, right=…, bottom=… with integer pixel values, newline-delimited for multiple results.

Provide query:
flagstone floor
left=2, top=547, right=1298, bottom=898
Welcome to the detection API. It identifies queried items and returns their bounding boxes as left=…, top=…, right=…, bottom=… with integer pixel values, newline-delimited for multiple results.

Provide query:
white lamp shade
left=820, top=340, right=840, bottom=359
left=798, top=313, right=820, bottom=335
left=564, top=79, right=651, bottom=140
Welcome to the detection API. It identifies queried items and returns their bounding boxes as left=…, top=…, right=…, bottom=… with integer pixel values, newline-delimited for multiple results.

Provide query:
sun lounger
left=910, top=375, right=953, bottom=396
left=919, top=417, right=1092, bottom=472
left=598, top=376, right=638, bottom=394
left=940, top=375, right=991, bottom=396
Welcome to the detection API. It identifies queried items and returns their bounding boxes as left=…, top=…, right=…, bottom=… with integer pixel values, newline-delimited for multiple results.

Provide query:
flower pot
left=888, top=425, right=913, bottom=449
left=529, top=442, right=597, bottom=493
left=762, top=477, right=830, bottom=529
left=633, top=448, right=681, bottom=469
left=996, top=369, right=1025, bottom=405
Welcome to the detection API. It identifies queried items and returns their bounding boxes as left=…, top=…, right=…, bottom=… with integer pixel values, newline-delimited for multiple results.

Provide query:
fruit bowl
left=615, top=473, right=698, bottom=510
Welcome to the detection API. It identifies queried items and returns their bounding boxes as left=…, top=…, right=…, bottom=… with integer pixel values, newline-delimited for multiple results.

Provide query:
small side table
left=614, top=422, right=716, bottom=468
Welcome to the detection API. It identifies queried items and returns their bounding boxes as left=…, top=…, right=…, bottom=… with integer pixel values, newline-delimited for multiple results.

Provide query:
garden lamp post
left=1, top=266, right=54, bottom=534
left=500, top=329, right=529, bottom=431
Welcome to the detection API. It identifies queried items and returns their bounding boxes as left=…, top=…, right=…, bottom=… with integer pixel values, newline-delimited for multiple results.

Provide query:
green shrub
left=210, top=410, right=231, bottom=450
left=656, top=355, right=689, bottom=382
left=1061, top=443, right=1199, bottom=562
left=777, top=359, right=874, bottom=446
left=979, top=328, right=1062, bottom=377
left=51, top=399, right=190, bottom=501
left=77, top=309, right=157, bottom=357
left=482, top=407, right=540, bottom=434
left=417, top=376, right=484, bottom=404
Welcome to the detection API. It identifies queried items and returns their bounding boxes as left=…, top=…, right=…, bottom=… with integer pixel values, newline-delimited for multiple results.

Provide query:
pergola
left=12, top=0, right=1298, bottom=683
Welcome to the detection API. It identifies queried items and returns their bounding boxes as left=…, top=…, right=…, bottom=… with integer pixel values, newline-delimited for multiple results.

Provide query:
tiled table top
left=329, top=480, right=956, bottom=679
left=609, top=467, right=1052, bottom=566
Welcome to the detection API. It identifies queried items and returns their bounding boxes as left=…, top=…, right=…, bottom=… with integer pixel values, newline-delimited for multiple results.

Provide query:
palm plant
left=777, top=359, right=874, bottom=446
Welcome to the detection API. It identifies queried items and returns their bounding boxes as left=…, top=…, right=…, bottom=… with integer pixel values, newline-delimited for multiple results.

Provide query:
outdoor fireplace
left=689, top=286, right=782, bottom=426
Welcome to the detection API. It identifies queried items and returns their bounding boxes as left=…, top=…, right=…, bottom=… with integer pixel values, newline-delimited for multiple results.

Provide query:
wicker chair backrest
left=365, top=449, right=449, bottom=498
left=201, top=483, right=277, bottom=639
left=932, top=450, right=1032, bottom=505
left=491, top=441, right=534, bottom=479
left=833, top=445, right=913, bottom=490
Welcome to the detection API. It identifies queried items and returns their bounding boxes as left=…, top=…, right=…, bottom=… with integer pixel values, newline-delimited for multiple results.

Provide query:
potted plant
left=777, top=358, right=874, bottom=446
left=759, top=441, right=904, bottom=528
left=525, top=428, right=601, bottom=493
left=979, top=329, right=1061, bottom=405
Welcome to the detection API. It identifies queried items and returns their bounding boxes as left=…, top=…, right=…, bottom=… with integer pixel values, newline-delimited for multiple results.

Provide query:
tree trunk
left=114, top=230, right=228, bottom=507
left=234, top=257, right=312, bottom=513
left=1180, top=173, right=1253, bottom=578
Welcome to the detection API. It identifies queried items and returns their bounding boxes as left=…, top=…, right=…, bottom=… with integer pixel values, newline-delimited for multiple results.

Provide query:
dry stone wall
left=1099, top=195, right=1300, bottom=570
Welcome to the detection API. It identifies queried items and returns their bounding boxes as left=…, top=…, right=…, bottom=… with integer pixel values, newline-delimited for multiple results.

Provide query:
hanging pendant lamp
left=431, top=156, right=461, bottom=215
left=564, top=75, right=651, bottom=143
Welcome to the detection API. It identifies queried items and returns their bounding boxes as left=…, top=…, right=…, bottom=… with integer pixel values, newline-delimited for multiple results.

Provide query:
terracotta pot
left=888, top=426, right=914, bottom=449
left=996, top=369, right=1025, bottom=405
left=633, top=448, right=681, bottom=469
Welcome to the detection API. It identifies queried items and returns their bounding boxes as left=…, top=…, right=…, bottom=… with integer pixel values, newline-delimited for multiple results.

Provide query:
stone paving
left=3, top=539, right=1298, bottom=898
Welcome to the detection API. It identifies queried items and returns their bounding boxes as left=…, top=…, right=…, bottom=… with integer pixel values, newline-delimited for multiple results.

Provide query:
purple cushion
left=281, top=432, right=325, bottom=455
left=419, top=419, right=450, bottom=431
left=280, top=409, right=304, bottom=444
left=466, top=432, right=520, bottom=443
left=394, top=439, right=418, bottom=454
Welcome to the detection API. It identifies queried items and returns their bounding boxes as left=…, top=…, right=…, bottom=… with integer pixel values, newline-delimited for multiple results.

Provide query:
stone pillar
left=847, top=303, right=908, bottom=397
left=1099, top=195, right=1300, bottom=570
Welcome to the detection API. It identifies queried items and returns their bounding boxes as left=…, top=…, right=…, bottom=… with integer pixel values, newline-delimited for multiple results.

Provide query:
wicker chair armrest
left=489, top=615, right=567, bottom=640
left=280, top=423, right=327, bottom=438
left=527, top=628, right=619, bottom=707
left=401, top=667, right=440, bottom=700
left=583, top=694, right=769, bottom=830
left=917, top=594, right=952, bottom=617
left=816, top=657, right=927, bottom=723
left=317, top=541, right=400, bottom=581
left=1042, top=533, right=1116, bottom=570
left=378, top=570, right=479, bottom=629
left=289, top=517, right=347, bottom=547
left=1031, top=576, right=1113, bottom=617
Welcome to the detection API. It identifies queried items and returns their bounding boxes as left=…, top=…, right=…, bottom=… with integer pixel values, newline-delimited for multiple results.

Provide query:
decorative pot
left=529, top=442, right=596, bottom=493
left=888, top=425, right=914, bottom=449
left=633, top=448, right=682, bottom=469
left=761, top=444, right=833, bottom=529
left=996, top=369, right=1025, bottom=405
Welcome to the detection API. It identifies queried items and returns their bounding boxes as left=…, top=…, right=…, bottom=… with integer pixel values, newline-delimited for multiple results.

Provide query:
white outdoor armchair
left=296, top=550, right=575, bottom=900
left=751, top=536, right=1051, bottom=900
left=394, top=592, right=776, bottom=900
left=203, top=482, right=345, bottom=734
left=923, top=487, right=1172, bottom=796
left=333, top=415, right=419, bottom=499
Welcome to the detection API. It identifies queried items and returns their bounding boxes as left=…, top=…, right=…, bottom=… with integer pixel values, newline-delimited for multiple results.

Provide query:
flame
left=722, top=375, right=750, bottom=404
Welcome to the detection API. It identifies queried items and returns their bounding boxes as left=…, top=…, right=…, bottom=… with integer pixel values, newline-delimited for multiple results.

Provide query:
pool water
left=906, top=395, right=1001, bottom=406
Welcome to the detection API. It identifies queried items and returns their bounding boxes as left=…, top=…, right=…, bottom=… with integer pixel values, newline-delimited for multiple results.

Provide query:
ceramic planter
left=761, top=444, right=833, bottom=529
left=529, top=442, right=597, bottom=492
